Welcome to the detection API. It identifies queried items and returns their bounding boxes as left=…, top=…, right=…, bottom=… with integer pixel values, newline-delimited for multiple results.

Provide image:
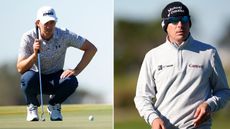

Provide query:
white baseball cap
left=36, top=6, right=58, bottom=24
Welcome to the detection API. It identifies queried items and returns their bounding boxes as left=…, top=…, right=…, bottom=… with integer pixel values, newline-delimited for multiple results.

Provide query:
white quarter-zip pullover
left=134, top=35, right=230, bottom=129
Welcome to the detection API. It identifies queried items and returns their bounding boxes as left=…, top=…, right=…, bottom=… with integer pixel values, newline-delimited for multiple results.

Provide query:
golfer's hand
left=194, top=102, right=211, bottom=127
left=151, top=118, right=166, bottom=129
left=33, top=39, right=41, bottom=54
left=60, top=69, right=76, bottom=79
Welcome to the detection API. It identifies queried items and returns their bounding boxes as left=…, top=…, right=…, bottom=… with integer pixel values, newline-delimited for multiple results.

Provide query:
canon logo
left=188, top=64, right=203, bottom=69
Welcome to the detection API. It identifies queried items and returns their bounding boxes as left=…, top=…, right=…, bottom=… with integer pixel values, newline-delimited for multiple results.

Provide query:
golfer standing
left=17, top=6, right=97, bottom=121
left=134, top=1, right=230, bottom=129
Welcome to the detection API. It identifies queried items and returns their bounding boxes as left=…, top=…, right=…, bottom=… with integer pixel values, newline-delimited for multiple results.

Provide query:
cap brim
left=40, top=16, right=56, bottom=24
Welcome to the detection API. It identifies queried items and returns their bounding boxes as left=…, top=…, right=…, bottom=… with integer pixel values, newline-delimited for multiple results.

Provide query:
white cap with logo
left=36, top=6, right=58, bottom=24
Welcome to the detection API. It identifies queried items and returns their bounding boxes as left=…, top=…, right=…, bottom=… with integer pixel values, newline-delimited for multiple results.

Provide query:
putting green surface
left=0, top=104, right=112, bottom=129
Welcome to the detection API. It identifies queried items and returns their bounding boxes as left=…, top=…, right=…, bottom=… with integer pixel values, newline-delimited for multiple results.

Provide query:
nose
left=45, top=25, right=50, bottom=29
left=45, top=24, right=54, bottom=31
left=177, top=21, right=183, bottom=26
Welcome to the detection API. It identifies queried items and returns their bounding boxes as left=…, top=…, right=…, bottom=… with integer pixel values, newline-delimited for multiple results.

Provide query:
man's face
left=38, top=20, right=56, bottom=40
left=166, top=16, right=190, bottom=44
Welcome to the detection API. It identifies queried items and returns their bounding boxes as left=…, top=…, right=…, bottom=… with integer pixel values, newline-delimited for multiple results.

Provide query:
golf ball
left=88, top=115, right=94, bottom=121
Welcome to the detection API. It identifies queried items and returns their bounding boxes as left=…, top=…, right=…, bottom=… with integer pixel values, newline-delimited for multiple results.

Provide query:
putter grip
left=35, top=26, right=40, bottom=53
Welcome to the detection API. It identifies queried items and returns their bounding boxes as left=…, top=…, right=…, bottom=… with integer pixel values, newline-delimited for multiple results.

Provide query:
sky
left=0, top=0, right=113, bottom=103
left=115, top=0, right=230, bottom=47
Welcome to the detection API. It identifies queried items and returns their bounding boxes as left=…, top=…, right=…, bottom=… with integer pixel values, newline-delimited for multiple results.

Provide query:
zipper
left=177, top=48, right=182, bottom=71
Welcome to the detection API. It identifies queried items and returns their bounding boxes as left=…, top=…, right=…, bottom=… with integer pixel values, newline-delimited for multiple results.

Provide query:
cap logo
left=167, top=6, right=184, bottom=17
left=43, top=11, right=54, bottom=16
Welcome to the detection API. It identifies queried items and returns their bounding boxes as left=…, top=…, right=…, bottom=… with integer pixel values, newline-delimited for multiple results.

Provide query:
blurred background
left=114, top=0, right=230, bottom=129
left=0, top=0, right=113, bottom=105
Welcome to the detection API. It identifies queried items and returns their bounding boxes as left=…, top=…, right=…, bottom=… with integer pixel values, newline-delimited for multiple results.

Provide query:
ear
left=35, top=20, right=40, bottom=27
left=161, top=20, right=169, bottom=33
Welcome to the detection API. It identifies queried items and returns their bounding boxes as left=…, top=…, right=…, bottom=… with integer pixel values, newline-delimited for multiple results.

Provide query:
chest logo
left=157, top=64, right=173, bottom=71
left=188, top=64, right=204, bottom=69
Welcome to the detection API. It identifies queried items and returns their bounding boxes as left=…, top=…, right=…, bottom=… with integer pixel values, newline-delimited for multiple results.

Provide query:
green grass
left=115, top=108, right=149, bottom=129
left=0, top=104, right=112, bottom=129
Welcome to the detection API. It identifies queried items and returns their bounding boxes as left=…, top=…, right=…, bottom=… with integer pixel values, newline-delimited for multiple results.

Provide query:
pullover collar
left=166, top=34, right=192, bottom=50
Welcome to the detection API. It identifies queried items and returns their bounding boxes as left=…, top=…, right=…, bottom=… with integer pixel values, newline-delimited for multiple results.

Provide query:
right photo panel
left=114, top=0, right=230, bottom=129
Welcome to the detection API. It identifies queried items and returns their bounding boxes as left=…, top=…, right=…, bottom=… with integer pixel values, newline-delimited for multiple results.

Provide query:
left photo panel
left=0, top=0, right=113, bottom=129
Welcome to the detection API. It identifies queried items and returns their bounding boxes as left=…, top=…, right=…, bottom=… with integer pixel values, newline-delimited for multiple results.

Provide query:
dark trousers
left=20, top=70, right=78, bottom=106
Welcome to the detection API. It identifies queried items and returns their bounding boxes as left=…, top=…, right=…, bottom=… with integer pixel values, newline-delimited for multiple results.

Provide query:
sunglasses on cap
left=165, top=16, right=190, bottom=24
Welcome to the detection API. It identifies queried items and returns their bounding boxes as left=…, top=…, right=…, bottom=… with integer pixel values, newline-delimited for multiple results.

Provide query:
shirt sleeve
left=64, top=28, right=86, bottom=48
left=18, top=33, right=34, bottom=58
left=134, top=53, right=160, bottom=125
left=206, top=49, right=230, bottom=112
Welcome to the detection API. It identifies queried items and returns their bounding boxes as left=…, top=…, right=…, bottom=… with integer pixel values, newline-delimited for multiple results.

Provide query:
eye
left=169, top=17, right=180, bottom=24
left=181, top=16, right=189, bottom=23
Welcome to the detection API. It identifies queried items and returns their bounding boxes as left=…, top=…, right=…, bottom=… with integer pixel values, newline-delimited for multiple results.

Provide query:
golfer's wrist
left=31, top=53, right=37, bottom=60
left=73, top=68, right=80, bottom=76
left=148, top=113, right=160, bottom=125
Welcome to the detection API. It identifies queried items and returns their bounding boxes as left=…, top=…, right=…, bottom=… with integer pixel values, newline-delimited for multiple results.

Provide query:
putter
left=36, top=26, right=45, bottom=121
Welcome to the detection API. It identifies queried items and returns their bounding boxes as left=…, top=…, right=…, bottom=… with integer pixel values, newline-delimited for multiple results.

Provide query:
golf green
left=0, top=104, right=112, bottom=129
